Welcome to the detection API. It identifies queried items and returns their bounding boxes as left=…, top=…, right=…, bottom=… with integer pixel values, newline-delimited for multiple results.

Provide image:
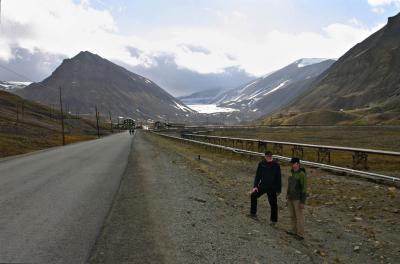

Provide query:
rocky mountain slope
left=16, top=51, right=194, bottom=122
left=265, top=13, right=400, bottom=125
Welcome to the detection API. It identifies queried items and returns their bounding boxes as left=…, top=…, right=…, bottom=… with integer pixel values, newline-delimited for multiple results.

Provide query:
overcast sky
left=0, top=0, right=399, bottom=82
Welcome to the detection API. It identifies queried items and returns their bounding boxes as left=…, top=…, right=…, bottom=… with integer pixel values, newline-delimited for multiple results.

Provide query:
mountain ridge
left=16, top=51, right=194, bottom=122
left=261, top=13, right=400, bottom=125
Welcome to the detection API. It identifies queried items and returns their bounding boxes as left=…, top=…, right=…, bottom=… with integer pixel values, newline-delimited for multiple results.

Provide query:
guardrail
left=151, top=132, right=400, bottom=185
left=181, top=134, right=400, bottom=171
left=183, top=124, right=400, bottom=129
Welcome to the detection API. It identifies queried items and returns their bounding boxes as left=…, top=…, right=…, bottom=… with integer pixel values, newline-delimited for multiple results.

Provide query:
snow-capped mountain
left=268, top=12, right=400, bottom=125
left=0, top=81, right=31, bottom=92
left=213, top=58, right=335, bottom=120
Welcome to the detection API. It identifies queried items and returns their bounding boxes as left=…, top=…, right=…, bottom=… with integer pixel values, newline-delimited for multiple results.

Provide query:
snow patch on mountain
left=187, top=104, right=238, bottom=114
left=297, top=58, right=329, bottom=68
left=172, top=101, right=194, bottom=113
left=0, top=81, right=31, bottom=91
left=263, top=80, right=290, bottom=96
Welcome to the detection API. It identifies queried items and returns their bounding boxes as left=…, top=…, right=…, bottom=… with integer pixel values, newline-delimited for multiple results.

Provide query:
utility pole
left=95, top=105, right=100, bottom=138
left=16, top=103, right=19, bottom=122
left=109, top=111, right=113, bottom=133
left=21, top=101, right=24, bottom=120
left=50, top=104, right=54, bottom=119
left=59, top=86, right=65, bottom=146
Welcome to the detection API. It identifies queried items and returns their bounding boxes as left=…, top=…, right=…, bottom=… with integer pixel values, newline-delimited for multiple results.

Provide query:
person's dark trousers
left=250, top=189, right=278, bottom=222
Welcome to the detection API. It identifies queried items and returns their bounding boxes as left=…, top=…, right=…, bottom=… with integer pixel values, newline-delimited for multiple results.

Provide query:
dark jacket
left=253, top=159, right=282, bottom=193
left=287, top=168, right=307, bottom=204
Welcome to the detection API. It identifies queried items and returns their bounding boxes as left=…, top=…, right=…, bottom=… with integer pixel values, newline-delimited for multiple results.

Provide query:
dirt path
left=90, top=131, right=400, bottom=264
left=89, top=131, right=314, bottom=264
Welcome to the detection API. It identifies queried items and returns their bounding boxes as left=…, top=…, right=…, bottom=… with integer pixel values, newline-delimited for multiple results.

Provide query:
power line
left=0, top=63, right=62, bottom=103
left=0, top=63, right=56, bottom=93
left=0, top=63, right=37, bottom=84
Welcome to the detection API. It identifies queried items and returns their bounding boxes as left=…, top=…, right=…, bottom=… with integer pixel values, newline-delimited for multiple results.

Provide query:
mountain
left=16, top=51, right=194, bottom=121
left=0, top=81, right=31, bottom=92
left=0, top=47, right=255, bottom=98
left=178, top=87, right=230, bottom=105
left=211, top=58, right=335, bottom=121
left=118, top=53, right=255, bottom=97
left=266, top=13, right=400, bottom=125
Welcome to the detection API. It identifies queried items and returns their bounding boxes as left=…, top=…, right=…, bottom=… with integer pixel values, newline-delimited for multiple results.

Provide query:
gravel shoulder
left=89, top=131, right=313, bottom=264
left=90, top=131, right=400, bottom=264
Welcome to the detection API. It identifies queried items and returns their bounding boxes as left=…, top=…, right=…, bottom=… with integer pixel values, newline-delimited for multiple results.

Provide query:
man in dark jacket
left=250, top=151, right=282, bottom=225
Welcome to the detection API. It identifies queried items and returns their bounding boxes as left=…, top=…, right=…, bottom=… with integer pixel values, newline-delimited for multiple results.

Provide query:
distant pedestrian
left=286, top=157, right=307, bottom=240
left=249, top=151, right=282, bottom=225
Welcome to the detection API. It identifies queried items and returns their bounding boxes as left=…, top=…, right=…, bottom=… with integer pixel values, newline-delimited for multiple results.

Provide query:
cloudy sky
left=0, top=0, right=399, bottom=95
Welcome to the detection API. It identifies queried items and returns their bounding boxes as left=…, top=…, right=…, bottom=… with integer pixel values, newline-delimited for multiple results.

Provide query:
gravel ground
left=89, top=131, right=312, bottom=264
left=90, top=131, right=400, bottom=264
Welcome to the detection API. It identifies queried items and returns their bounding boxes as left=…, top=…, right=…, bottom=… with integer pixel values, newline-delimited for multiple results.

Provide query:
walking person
left=286, top=157, right=307, bottom=240
left=249, top=151, right=282, bottom=225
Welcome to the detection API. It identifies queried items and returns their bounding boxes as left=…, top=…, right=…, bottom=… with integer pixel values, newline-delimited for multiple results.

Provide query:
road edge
left=86, top=130, right=136, bottom=263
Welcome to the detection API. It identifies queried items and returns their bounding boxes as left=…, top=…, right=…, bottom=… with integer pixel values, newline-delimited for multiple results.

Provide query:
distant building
left=123, top=118, right=135, bottom=129
left=154, top=121, right=166, bottom=130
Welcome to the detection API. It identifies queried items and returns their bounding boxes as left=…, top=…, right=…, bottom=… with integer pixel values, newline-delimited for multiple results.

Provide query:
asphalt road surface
left=0, top=132, right=133, bottom=263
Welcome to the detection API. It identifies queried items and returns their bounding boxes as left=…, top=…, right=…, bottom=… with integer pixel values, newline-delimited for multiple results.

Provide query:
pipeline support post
left=317, top=148, right=331, bottom=164
left=353, top=151, right=369, bottom=170
left=273, top=143, right=283, bottom=156
left=292, top=145, right=304, bottom=159
left=258, top=141, right=268, bottom=153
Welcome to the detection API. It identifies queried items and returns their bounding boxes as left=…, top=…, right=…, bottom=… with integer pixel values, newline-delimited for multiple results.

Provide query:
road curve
left=0, top=132, right=133, bottom=263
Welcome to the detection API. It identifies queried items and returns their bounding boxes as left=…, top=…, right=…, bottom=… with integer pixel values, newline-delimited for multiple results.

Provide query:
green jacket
left=287, top=168, right=307, bottom=204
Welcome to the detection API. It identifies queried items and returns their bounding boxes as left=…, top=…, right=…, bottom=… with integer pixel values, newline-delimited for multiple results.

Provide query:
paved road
left=0, top=132, right=133, bottom=263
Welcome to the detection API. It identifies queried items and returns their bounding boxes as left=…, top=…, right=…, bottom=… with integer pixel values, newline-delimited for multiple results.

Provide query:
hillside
left=264, top=13, right=400, bottom=125
left=0, top=90, right=109, bottom=157
left=201, top=59, right=334, bottom=122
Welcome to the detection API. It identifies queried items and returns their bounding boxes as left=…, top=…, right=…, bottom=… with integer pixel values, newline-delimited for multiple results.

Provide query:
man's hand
left=252, top=187, right=258, bottom=193
left=299, top=203, right=305, bottom=209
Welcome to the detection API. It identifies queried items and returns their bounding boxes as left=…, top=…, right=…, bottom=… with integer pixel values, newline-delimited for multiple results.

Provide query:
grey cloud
left=1, top=20, right=35, bottom=40
left=126, top=46, right=142, bottom=58
left=117, top=53, right=255, bottom=96
left=179, top=44, right=211, bottom=55
left=0, top=47, right=66, bottom=82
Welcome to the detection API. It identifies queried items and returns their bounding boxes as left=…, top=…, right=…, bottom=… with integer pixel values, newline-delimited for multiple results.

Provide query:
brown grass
left=65, top=134, right=98, bottom=144
left=207, top=127, right=400, bottom=177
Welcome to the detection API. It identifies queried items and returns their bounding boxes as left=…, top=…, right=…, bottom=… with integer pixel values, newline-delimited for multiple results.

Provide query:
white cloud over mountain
left=0, top=0, right=386, bottom=77
left=367, top=0, right=400, bottom=13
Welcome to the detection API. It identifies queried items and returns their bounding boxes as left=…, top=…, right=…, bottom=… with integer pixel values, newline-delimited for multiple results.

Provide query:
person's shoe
left=286, top=230, right=296, bottom=236
left=247, top=213, right=258, bottom=220
left=294, top=234, right=304, bottom=241
left=270, top=221, right=277, bottom=227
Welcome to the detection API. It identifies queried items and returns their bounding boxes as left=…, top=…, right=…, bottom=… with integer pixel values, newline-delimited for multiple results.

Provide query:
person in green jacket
left=286, top=157, right=307, bottom=240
